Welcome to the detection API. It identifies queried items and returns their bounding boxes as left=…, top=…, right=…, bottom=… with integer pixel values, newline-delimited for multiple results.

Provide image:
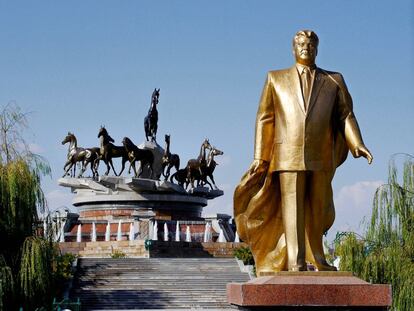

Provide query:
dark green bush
left=233, top=246, right=254, bottom=265
left=54, top=252, right=77, bottom=281
left=111, top=250, right=127, bottom=258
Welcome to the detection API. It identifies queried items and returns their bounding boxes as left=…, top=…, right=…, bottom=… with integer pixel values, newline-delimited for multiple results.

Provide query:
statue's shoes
left=315, top=263, right=337, bottom=271
left=256, top=265, right=283, bottom=276
left=289, top=265, right=307, bottom=272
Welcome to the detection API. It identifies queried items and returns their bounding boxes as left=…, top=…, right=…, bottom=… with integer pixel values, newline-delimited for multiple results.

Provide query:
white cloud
left=29, top=143, right=45, bottom=154
left=202, top=183, right=234, bottom=217
left=14, top=142, right=45, bottom=154
left=45, top=189, right=74, bottom=212
left=328, top=180, right=383, bottom=241
left=215, top=154, right=231, bottom=167
left=200, top=179, right=384, bottom=242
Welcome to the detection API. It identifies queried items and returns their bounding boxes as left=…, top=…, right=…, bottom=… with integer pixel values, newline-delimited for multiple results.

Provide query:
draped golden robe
left=234, top=66, right=365, bottom=274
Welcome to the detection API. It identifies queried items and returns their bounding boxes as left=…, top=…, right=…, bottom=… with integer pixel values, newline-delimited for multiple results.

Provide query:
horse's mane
left=122, top=137, right=135, bottom=149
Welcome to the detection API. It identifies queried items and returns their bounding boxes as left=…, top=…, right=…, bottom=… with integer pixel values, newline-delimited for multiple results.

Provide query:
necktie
left=301, top=67, right=311, bottom=110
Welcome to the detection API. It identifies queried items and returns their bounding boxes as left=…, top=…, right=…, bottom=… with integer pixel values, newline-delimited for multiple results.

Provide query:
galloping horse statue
left=170, top=168, right=189, bottom=188
left=122, top=137, right=154, bottom=178
left=199, top=146, right=223, bottom=190
left=161, top=134, right=180, bottom=180
left=62, top=132, right=99, bottom=179
left=186, top=138, right=212, bottom=188
left=98, top=126, right=129, bottom=176
left=144, top=88, right=160, bottom=142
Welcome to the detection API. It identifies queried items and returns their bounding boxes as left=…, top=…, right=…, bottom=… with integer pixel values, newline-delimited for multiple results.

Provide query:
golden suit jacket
left=234, top=66, right=365, bottom=272
left=255, top=66, right=364, bottom=171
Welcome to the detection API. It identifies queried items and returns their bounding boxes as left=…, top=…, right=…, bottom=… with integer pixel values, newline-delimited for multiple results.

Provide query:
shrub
left=233, top=246, right=254, bottom=265
left=111, top=250, right=127, bottom=258
left=54, top=252, right=77, bottom=281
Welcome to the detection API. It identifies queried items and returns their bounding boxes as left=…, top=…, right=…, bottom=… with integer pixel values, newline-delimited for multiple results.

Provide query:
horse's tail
left=176, top=156, right=180, bottom=171
left=94, top=156, right=100, bottom=171
left=170, top=171, right=176, bottom=183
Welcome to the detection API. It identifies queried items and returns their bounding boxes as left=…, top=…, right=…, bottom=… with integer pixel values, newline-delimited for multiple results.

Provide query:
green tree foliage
left=0, top=103, right=53, bottom=310
left=335, top=155, right=414, bottom=311
left=0, top=102, right=50, bottom=176
left=0, top=153, right=51, bottom=310
left=233, top=246, right=254, bottom=265
left=0, top=256, right=14, bottom=311
left=0, top=161, right=52, bottom=310
left=0, top=161, right=46, bottom=260
left=0, top=102, right=30, bottom=164
left=19, top=237, right=53, bottom=308
left=53, top=253, right=77, bottom=282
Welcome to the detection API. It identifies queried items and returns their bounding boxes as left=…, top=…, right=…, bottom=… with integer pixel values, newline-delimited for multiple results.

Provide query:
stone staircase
left=70, top=257, right=249, bottom=310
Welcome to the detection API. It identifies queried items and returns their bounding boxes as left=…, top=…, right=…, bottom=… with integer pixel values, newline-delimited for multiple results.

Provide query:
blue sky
left=0, top=1, right=412, bottom=241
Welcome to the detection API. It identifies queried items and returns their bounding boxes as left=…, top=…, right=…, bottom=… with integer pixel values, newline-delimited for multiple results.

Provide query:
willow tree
left=0, top=103, right=51, bottom=310
left=335, top=154, right=414, bottom=311
left=19, top=237, right=53, bottom=308
left=0, top=257, right=13, bottom=311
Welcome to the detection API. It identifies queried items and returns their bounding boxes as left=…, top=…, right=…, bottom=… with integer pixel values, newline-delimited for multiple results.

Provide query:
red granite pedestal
left=227, top=272, right=392, bottom=310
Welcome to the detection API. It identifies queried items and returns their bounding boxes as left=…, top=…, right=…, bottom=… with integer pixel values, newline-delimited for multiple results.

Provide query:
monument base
left=227, top=272, right=391, bottom=310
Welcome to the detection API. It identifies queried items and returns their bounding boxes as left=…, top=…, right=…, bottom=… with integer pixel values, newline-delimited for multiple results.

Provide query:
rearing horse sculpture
left=144, top=88, right=160, bottom=142
left=170, top=168, right=189, bottom=189
left=161, top=134, right=180, bottom=180
left=62, top=132, right=99, bottom=179
left=200, top=146, right=223, bottom=190
left=122, top=137, right=154, bottom=178
left=98, top=126, right=129, bottom=176
left=186, top=138, right=212, bottom=188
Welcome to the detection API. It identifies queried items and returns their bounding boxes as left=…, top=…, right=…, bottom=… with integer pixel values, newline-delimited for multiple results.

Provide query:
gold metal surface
left=234, top=30, right=372, bottom=273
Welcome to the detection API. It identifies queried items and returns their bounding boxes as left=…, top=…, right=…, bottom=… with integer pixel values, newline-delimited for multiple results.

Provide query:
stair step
left=70, top=258, right=249, bottom=310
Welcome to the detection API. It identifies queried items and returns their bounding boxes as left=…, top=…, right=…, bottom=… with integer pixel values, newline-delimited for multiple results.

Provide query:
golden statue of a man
left=234, top=30, right=372, bottom=274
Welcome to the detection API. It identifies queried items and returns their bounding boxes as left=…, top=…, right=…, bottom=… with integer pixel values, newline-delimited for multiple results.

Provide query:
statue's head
left=152, top=88, right=160, bottom=104
left=122, top=137, right=131, bottom=146
left=98, top=126, right=107, bottom=138
left=98, top=126, right=114, bottom=143
left=292, top=30, right=319, bottom=66
left=211, top=146, right=224, bottom=156
left=202, top=138, right=212, bottom=150
left=62, top=132, right=75, bottom=145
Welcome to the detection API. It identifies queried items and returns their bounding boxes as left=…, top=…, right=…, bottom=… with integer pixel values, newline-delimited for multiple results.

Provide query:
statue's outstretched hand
left=249, top=159, right=269, bottom=175
left=354, top=145, right=373, bottom=164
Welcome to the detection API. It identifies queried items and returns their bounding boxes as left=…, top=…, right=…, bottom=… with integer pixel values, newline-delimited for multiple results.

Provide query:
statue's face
left=293, top=36, right=317, bottom=66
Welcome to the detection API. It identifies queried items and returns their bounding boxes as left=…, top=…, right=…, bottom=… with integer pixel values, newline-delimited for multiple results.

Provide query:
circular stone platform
left=58, top=175, right=223, bottom=220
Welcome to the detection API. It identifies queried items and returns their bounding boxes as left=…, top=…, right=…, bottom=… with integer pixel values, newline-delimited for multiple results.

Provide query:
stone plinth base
left=58, top=177, right=210, bottom=220
left=149, top=241, right=248, bottom=258
left=59, top=240, right=148, bottom=258
left=227, top=272, right=391, bottom=310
